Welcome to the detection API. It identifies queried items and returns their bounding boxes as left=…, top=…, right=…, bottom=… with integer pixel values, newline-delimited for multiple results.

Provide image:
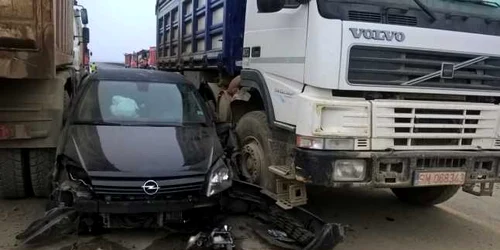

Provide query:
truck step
left=269, top=165, right=295, bottom=180
left=275, top=179, right=307, bottom=210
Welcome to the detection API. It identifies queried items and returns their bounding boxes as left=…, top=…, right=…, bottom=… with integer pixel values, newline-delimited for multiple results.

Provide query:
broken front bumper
left=74, top=197, right=217, bottom=214
left=18, top=180, right=345, bottom=249
left=295, top=149, right=500, bottom=192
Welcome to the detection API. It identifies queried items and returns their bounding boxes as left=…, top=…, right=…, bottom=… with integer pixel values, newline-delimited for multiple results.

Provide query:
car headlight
left=66, top=165, right=92, bottom=185
left=206, top=158, right=233, bottom=197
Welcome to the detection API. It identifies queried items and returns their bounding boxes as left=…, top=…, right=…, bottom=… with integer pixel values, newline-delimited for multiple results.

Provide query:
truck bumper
left=294, top=148, right=500, bottom=189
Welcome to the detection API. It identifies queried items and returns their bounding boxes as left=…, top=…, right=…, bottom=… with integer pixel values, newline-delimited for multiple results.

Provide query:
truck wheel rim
left=241, top=138, right=264, bottom=184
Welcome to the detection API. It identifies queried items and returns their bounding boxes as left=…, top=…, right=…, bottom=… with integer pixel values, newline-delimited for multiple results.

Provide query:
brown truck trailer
left=0, top=0, right=89, bottom=198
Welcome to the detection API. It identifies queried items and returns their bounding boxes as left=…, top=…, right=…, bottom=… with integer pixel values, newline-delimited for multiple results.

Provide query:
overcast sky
left=79, top=0, right=156, bottom=62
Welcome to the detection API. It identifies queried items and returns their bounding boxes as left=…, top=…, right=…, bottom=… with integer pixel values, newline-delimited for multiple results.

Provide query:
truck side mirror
left=82, top=27, right=90, bottom=44
left=81, top=8, right=89, bottom=25
left=257, top=0, right=285, bottom=13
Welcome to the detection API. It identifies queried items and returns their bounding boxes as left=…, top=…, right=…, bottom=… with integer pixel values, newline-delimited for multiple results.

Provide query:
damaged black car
left=48, top=69, right=233, bottom=229
left=17, top=69, right=345, bottom=250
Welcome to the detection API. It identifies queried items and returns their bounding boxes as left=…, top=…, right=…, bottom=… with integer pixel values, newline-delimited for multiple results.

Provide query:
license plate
left=414, top=171, right=466, bottom=186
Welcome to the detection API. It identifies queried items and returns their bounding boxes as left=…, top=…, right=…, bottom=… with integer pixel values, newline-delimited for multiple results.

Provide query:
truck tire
left=235, top=111, right=274, bottom=191
left=391, top=185, right=460, bottom=206
left=29, top=149, right=55, bottom=198
left=0, top=149, right=28, bottom=199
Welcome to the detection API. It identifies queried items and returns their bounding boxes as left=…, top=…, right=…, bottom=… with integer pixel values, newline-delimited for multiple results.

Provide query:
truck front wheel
left=391, top=185, right=460, bottom=206
left=235, top=111, right=275, bottom=192
left=0, top=149, right=29, bottom=199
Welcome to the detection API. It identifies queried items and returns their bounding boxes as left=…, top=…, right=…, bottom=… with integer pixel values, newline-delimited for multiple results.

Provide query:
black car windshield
left=75, top=80, right=207, bottom=126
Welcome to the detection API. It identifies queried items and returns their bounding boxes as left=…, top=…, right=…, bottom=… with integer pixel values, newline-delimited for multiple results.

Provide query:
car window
left=75, top=80, right=207, bottom=125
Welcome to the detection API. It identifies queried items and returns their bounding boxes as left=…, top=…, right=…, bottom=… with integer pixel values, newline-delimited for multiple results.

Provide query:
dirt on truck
left=0, top=0, right=89, bottom=199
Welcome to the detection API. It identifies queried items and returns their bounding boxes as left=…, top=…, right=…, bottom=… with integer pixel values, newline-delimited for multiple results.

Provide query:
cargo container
left=156, top=0, right=244, bottom=75
left=131, top=52, right=138, bottom=68
left=0, top=0, right=90, bottom=198
left=148, top=46, right=157, bottom=69
left=137, top=49, right=150, bottom=69
left=124, top=53, right=132, bottom=68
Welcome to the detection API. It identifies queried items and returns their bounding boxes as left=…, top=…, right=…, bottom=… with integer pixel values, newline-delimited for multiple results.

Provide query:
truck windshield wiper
left=413, top=0, right=437, bottom=22
left=450, top=0, right=500, bottom=8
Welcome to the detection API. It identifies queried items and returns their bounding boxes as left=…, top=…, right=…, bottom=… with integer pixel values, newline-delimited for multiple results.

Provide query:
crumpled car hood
left=60, top=125, right=222, bottom=178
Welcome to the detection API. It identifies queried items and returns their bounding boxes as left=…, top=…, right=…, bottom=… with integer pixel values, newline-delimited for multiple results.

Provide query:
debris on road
left=16, top=180, right=345, bottom=250
left=186, top=225, right=234, bottom=250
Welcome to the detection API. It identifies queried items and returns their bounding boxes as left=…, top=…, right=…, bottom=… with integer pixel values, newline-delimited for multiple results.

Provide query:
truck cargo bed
left=156, top=0, right=245, bottom=76
left=0, top=0, right=74, bottom=79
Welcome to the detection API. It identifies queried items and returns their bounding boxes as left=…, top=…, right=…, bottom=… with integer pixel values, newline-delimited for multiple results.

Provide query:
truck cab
left=157, top=0, right=500, bottom=207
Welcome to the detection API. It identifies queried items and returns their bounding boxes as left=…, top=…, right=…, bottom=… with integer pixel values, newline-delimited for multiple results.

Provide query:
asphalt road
left=96, top=62, right=126, bottom=69
left=1, top=186, right=499, bottom=250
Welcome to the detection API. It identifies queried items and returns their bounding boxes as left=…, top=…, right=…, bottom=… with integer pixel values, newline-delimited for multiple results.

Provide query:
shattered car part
left=186, top=225, right=235, bottom=250
left=17, top=180, right=345, bottom=249
left=267, top=229, right=295, bottom=243
left=16, top=207, right=78, bottom=245
left=224, top=180, right=346, bottom=250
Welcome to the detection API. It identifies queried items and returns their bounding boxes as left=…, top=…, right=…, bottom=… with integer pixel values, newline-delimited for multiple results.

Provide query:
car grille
left=372, top=100, right=500, bottom=150
left=90, top=176, right=205, bottom=197
left=348, top=46, right=500, bottom=89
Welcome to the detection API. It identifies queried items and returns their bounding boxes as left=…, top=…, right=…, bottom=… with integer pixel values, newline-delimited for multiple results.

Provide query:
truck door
left=243, top=0, right=308, bottom=125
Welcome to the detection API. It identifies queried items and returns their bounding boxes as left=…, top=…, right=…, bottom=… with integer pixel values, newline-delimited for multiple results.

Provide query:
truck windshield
left=75, top=80, right=208, bottom=126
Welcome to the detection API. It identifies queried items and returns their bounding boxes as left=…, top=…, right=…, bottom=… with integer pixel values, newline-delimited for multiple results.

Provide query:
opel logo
left=142, top=180, right=160, bottom=195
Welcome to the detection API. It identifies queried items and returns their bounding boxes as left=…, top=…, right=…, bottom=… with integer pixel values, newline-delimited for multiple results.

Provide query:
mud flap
left=225, top=180, right=345, bottom=250
left=16, top=207, right=78, bottom=245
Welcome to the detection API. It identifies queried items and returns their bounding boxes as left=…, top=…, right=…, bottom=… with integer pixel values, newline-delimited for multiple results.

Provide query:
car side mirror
left=82, top=27, right=90, bottom=44
left=257, top=0, right=285, bottom=13
left=81, top=8, right=89, bottom=25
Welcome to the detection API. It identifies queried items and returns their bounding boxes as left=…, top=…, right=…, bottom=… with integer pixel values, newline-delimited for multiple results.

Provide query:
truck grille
left=348, top=46, right=500, bottom=89
left=372, top=100, right=500, bottom=150
left=415, top=157, right=467, bottom=169
left=348, top=11, right=417, bottom=26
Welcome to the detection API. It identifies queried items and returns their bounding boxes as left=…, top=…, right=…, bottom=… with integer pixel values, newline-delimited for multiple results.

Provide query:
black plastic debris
left=186, top=225, right=235, bottom=250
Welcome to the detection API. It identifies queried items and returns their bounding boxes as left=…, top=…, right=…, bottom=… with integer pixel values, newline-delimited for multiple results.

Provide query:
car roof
left=94, top=68, right=188, bottom=84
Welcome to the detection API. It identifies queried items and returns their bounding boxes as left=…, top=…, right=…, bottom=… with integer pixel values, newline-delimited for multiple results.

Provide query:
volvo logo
left=142, top=180, right=160, bottom=195
left=349, top=28, right=405, bottom=42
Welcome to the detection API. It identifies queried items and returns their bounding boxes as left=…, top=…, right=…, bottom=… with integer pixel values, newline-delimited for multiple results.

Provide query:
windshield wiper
left=413, top=0, right=437, bottom=22
left=450, top=0, right=500, bottom=8
left=72, top=120, right=124, bottom=126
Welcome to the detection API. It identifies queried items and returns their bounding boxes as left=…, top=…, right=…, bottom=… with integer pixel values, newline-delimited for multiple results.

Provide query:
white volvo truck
left=157, top=0, right=500, bottom=208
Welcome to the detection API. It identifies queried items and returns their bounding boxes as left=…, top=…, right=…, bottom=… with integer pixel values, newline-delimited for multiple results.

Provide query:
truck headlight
left=206, top=158, right=232, bottom=197
left=333, top=159, right=366, bottom=181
